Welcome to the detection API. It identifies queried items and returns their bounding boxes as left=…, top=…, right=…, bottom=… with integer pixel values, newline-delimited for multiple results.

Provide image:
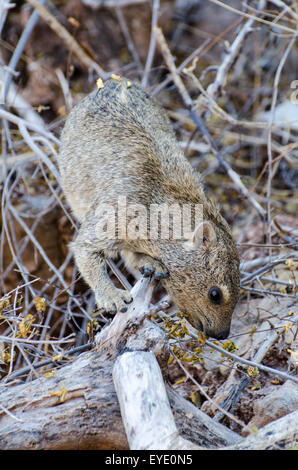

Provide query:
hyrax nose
left=214, top=328, right=230, bottom=340
left=207, top=327, right=230, bottom=340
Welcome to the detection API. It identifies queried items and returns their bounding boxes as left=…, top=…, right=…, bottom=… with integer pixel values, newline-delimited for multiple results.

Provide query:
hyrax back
left=59, top=77, right=240, bottom=340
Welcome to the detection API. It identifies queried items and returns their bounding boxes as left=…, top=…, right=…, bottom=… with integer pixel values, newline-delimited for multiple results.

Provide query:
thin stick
left=266, top=32, right=298, bottom=230
left=0, top=1, right=15, bottom=37
left=8, top=203, right=91, bottom=319
left=154, top=26, right=265, bottom=218
left=115, top=5, right=143, bottom=76
left=2, top=0, right=46, bottom=103
left=0, top=108, right=59, bottom=145
left=241, top=285, right=297, bottom=299
left=18, top=123, right=61, bottom=184
left=26, top=0, right=108, bottom=79
left=269, top=0, right=298, bottom=22
left=203, top=0, right=266, bottom=101
left=172, top=352, right=245, bottom=427
left=0, top=334, right=75, bottom=346
left=202, top=337, right=298, bottom=384
left=152, top=39, right=211, bottom=97
left=208, top=0, right=296, bottom=34
left=55, top=68, right=73, bottom=112
left=241, top=253, right=298, bottom=284
left=3, top=343, right=93, bottom=383
left=142, top=0, right=160, bottom=87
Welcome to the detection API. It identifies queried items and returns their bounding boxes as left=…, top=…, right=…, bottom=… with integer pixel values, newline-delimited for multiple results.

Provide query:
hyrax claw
left=95, top=288, right=132, bottom=314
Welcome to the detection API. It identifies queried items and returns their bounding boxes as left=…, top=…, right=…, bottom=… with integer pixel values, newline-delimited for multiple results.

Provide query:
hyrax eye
left=208, top=286, right=223, bottom=305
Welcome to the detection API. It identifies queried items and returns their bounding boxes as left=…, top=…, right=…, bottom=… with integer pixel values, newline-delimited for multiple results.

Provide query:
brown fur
left=58, top=78, right=240, bottom=339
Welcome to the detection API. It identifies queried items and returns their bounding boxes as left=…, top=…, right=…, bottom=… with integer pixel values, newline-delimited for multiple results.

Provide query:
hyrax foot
left=138, top=255, right=169, bottom=280
left=95, top=287, right=133, bottom=314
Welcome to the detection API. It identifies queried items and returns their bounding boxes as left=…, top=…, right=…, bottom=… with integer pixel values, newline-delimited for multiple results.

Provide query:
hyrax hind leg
left=122, top=250, right=169, bottom=280
left=71, top=222, right=133, bottom=315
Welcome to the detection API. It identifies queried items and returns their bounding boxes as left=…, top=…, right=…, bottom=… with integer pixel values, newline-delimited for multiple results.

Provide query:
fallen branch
left=0, top=278, right=241, bottom=449
left=113, top=351, right=200, bottom=450
left=225, top=410, right=298, bottom=450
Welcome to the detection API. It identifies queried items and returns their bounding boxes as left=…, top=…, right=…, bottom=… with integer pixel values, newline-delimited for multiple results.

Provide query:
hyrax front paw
left=95, top=288, right=133, bottom=314
left=138, top=256, right=169, bottom=280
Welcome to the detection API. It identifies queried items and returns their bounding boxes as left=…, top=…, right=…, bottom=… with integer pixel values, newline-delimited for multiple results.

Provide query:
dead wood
left=0, top=276, right=296, bottom=450
left=0, top=277, right=240, bottom=450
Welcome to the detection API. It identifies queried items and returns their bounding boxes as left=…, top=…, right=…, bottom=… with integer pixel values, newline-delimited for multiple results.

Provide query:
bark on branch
left=0, top=277, right=296, bottom=449
left=0, top=277, right=239, bottom=450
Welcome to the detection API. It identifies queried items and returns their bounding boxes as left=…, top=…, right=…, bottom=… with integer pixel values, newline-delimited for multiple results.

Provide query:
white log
left=113, top=350, right=200, bottom=450
left=100, top=276, right=241, bottom=449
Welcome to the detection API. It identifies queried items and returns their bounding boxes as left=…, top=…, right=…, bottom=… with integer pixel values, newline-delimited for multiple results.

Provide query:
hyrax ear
left=184, top=221, right=217, bottom=251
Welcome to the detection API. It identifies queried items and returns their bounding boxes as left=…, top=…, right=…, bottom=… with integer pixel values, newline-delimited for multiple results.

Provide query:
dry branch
left=113, top=351, right=201, bottom=450
left=200, top=0, right=266, bottom=103
left=208, top=0, right=296, bottom=34
left=0, top=277, right=242, bottom=450
left=96, top=277, right=240, bottom=449
left=0, top=53, right=45, bottom=128
left=82, top=0, right=148, bottom=7
left=0, top=108, right=59, bottom=145
left=0, top=344, right=240, bottom=449
left=26, top=0, right=108, bottom=78
left=224, top=410, right=298, bottom=450
left=1, top=276, right=296, bottom=449
left=141, top=0, right=160, bottom=87
left=154, top=26, right=266, bottom=218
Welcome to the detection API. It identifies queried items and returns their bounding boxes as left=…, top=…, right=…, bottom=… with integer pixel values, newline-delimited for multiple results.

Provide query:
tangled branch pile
left=0, top=0, right=297, bottom=448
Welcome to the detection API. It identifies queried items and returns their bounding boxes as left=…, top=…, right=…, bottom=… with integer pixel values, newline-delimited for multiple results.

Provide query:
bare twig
left=1, top=0, right=46, bottom=104
left=241, top=285, right=297, bottom=299
left=203, top=337, right=298, bottom=384
left=83, top=0, right=148, bottom=7
left=3, top=343, right=93, bottom=383
left=266, top=32, right=298, bottom=229
left=172, top=352, right=246, bottom=428
left=18, top=122, right=61, bottom=183
left=26, top=0, right=108, bottom=79
left=55, top=68, right=73, bottom=112
left=115, top=5, right=143, bottom=77
left=208, top=0, right=296, bottom=34
left=268, top=0, right=298, bottom=22
left=152, top=39, right=211, bottom=96
left=203, top=0, right=266, bottom=102
left=0, top=1, right=15, bottom=36
left=241, top=253, right=298, bottom=284
left=142, top=0, right=160, bottom=87
left=154, top=26, right=266, bottom=218
left=0, top=108, right=59, bottom=144
left=7, top=203, right=90, bottom=318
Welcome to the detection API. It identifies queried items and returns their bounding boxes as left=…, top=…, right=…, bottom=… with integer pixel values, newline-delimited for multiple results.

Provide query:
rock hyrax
left=58, top=78, right=240, bottom=339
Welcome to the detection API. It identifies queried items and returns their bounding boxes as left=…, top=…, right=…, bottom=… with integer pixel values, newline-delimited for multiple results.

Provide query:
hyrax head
left=161, top=221, right=240, bottom=340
